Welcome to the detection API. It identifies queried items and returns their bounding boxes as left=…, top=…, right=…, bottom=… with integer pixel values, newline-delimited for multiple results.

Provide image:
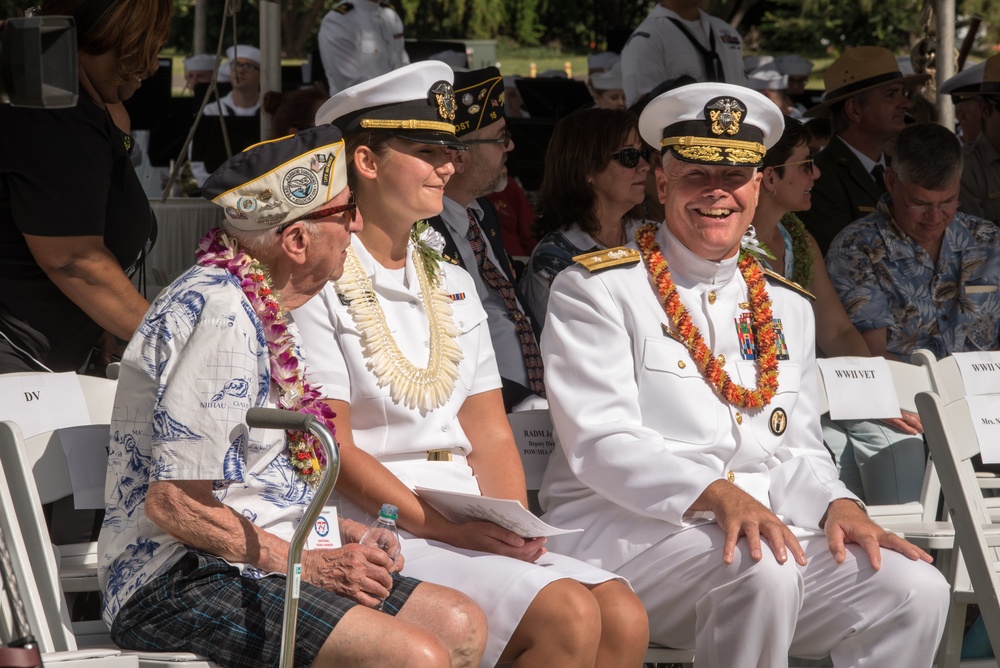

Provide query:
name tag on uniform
left=305, top=505, right=342, bottom=550
left=816, top=357, right=900, bottom=420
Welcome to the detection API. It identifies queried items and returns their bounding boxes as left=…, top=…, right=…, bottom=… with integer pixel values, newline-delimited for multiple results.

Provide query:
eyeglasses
left=773, top=157, right=815, bottom=174
left=274, top=193, right=357, bottom=234
left=611, top=146, right=651, bottom=168
left=231, top=61, right=260, bottom=72
left=903, top=199, right=961, bottom=215
left=464, top=129, right=512, bottom=149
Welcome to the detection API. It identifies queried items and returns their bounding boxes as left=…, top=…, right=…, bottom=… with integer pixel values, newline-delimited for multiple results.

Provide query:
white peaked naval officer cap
left=314, top=61, right=467, bottom=150
left=639, top=82, right=784, bottom=167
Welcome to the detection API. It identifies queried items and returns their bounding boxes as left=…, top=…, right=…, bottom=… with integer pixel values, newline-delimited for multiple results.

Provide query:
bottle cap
left=379, top=503, right=399, bottom=520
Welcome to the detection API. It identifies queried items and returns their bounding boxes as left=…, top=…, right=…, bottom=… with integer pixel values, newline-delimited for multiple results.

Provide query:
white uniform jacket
left=621, top=4, right=746, bottom=105
left=539, top=223, right=855, bottom=573
left=318, top=0, right=409, bottom=96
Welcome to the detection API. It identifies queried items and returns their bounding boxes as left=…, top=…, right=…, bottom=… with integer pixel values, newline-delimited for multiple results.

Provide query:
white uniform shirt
left=440, top=196, right=532, bottom=389
left=290, top=235, right=502, bottom=520
left=539, top=223, right=855, bottom=573
left=621, top=4, right=747, bottom=106
left=98, top=266, right=311, bottom=625
left=318, top=0, right=409, bottom=96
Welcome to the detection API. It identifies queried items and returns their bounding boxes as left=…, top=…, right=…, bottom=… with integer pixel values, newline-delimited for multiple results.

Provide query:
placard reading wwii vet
left=816, top=357, right=900, bottom=420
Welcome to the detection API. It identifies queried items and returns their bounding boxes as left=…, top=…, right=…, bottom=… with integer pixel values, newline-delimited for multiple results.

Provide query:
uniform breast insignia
left=573, top=246, right=641, bottom=272
left=333, top=2, right=354, bottom=14
left=772, top=318, right=790, bottom=360
left=736, top=313, right=789, bottom=361
left=761, top=268, right=816, bottom=301
left=443, top=253, right=460, bottom=265
left=769, top=407, right=788, bottom=436
left=448, top=292, right=466, bottom=301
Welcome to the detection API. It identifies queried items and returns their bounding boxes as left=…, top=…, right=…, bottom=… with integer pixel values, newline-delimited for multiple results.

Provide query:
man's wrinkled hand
left=823, top=498, right=933, bottom=569
left=694, top=479, right=807, bottom=566
left=303, top=543, right=398, bottom=607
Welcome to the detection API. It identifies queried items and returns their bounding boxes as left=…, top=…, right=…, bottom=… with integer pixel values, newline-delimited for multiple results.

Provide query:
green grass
left=495, top=41, right=589, bottom=79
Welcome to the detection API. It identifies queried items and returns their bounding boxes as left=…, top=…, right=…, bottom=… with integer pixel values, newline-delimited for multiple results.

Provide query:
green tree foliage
left=755, top=0, right=924, bottom=54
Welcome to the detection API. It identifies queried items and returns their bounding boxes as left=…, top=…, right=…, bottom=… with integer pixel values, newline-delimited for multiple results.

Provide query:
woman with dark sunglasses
left=522, top=108, right=652, bottom=327
left=752, top=116, right=870, bottom=360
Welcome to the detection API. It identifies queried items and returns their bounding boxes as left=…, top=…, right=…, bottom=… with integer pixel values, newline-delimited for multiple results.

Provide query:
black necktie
left=871, top=164, right=887, bottom=191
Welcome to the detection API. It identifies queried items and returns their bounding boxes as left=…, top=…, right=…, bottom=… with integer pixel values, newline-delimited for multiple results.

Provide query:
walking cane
left=245, top=408, right=340, bottom=668
left=0, top=518, right=43, bottom=668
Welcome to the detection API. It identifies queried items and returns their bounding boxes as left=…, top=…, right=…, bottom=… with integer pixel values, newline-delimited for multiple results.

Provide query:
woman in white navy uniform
left=291, top=61, right=649, bottom=668
left=538, top=83, right=950, bottom=666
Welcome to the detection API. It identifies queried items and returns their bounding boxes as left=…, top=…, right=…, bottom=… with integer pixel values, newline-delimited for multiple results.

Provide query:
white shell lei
left=336, top=244, right=464, bottom=412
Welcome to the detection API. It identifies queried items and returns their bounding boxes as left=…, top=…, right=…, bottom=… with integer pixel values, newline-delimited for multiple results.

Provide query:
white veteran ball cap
left=314, top=61, right=467, bottom=150
left=201, top=125, right=348, bottom=231
left=638, top=82, right=784, bottom=167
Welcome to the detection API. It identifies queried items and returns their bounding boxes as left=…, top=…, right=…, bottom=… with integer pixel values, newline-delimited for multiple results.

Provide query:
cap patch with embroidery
left=452, top=67, right=505, bottom=136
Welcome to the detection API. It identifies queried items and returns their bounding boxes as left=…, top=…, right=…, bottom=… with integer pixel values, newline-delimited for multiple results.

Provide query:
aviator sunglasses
left=274, top=193, right=357, bottom=234
left=611, top=146, right=651, bottom=168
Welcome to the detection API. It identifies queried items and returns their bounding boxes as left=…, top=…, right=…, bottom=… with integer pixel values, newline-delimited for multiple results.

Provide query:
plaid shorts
left=110, top=551, right=420, bottom=668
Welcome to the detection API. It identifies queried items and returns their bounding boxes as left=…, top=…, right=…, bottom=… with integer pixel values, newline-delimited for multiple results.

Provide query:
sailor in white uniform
left=539, top=82, right=950, bottom=667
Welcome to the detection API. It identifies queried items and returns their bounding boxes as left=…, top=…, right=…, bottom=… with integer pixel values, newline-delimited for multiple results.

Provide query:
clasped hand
left=302, top=518, right=404, bottom=608
left=445, top=520, right=547, bottom=563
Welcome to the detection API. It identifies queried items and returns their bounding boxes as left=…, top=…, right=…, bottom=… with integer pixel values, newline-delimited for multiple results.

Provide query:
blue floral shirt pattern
left=98, top=265, right=315, bottom=625
left=826, top=194, right=1000, bottom=359
left=521, top=225, right=600, bottom=328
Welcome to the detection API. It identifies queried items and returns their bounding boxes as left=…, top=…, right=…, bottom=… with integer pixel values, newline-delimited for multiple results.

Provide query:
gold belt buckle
left=427, top=449, right=453, bottom=462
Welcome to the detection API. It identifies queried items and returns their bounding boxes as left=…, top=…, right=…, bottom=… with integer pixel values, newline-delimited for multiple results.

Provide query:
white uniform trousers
left=616, top=523, right=949, bottom=667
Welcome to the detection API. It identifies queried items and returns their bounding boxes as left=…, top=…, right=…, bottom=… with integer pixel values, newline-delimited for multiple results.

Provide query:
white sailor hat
left=315, top=61, right=466, bottom=150
left=743, top=54, right=774, bottom=73
left=639, top=82, right=784, bottom=167
left=591, top=60, right=623, bottom=91
left=587, top=52, right=619, bottom=74
left=201, top=125, right=348, bottom=231
left=774, top=54, right=813, bottom=77
left=747, top=64, right=788, bottom=91
left=939, top=61, right=985, bottom=100
left=225, top=44, right=260, bottom=64
left=184, top=53, right=217, bottom=73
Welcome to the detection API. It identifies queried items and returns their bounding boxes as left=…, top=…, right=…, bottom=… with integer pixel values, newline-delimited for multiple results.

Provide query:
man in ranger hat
left=959, top=54, right=1000, bottom=223
left=799, top=46, right=930, bottom=253
left=425, top=67, right=547, bottom=414
left=98, top=125, right=488, bottom=668
left=538, top=81, right=949, bottom=667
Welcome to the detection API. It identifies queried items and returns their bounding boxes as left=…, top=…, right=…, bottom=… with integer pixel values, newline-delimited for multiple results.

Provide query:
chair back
left=916, top=390, right=1000, bottom=650
left=912, top=349, right=969, bottom=403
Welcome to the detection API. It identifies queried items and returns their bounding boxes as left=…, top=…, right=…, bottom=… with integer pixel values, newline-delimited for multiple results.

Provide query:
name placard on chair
left=951, top=351, right=1000, bottom=397
left=967, top=395, right=1000, bottom=463
left=59, top=424, right=111, bottom=510
left=816, top=357, right=900, bottom=420
left=507, top=409, right=555, bottom=490
left=0, top=372, right=89, bottom=438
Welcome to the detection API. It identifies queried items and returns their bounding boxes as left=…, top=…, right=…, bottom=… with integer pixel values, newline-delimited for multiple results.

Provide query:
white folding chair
left=0, top=372, right=217, bottom=667
left=916, top=390, right=1000, bottom=668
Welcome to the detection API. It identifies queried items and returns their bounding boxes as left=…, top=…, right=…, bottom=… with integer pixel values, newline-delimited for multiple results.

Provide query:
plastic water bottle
left=359, top=503, right=401, bottom=610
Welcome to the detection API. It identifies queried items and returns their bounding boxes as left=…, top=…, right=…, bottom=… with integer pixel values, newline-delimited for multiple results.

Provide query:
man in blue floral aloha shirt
left=826, top=122, right=1000, bottom=505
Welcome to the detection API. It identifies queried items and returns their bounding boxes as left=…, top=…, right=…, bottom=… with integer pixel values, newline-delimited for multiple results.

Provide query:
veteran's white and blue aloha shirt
left=826, top=194, right=1000, bottom=360
left=97, top=264, right=318, bottom=627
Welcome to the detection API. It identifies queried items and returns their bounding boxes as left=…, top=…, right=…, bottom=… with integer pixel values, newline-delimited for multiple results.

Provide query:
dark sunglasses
left=611, top=146, right=651, bottom=168
left=275, top=193, right=357, bottom=234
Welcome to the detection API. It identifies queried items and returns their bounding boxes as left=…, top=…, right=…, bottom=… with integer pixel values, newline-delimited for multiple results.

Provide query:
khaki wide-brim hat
left=804, top=46, right=930, bottom=118
left=964, top=53, right=1000, bottom=96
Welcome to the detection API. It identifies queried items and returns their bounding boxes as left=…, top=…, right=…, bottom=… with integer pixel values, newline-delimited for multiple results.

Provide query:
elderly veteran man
left=539, top=82, right=949, bottom=667
left=799, top=47, right=929, bottom=254
left=98, top=126, right=487, bottom=668
left=959, top=54, right=1000, bottom=224
left=426, top=67, right=546, bottom=414
left=826, top=122, right=1000, bottom=503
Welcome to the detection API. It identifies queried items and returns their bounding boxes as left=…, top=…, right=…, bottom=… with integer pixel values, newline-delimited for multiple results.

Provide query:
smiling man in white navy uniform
left=538, top=82, right=949, bottom=667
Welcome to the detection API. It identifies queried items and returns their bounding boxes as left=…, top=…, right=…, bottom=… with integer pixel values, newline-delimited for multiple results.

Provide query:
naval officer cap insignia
left=638, top=82, right=783, bottom=167
left=201, top=125, right=348, bottom=231
left=451, top=67, right=505, bottom=137
left=314, top=61, right=468, bottom=150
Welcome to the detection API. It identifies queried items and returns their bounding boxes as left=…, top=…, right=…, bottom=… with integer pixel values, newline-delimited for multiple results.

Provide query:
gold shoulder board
left=573, top=246, right=641, bottom=272
left=334, top=2, right=355, bottom=14
left=762, top=268, right=816, bottom=301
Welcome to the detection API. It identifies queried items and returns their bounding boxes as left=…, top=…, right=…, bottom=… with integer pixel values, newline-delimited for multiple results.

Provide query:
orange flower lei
left=635, top=223, right=779, bottom=409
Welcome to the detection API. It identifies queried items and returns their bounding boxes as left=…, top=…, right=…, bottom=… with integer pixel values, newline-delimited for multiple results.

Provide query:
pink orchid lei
left=196, top=227, right=336, bottom=487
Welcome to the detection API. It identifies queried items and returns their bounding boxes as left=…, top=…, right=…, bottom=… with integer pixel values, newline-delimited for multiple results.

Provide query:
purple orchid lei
left=196, top=227, right=336, bottom=487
